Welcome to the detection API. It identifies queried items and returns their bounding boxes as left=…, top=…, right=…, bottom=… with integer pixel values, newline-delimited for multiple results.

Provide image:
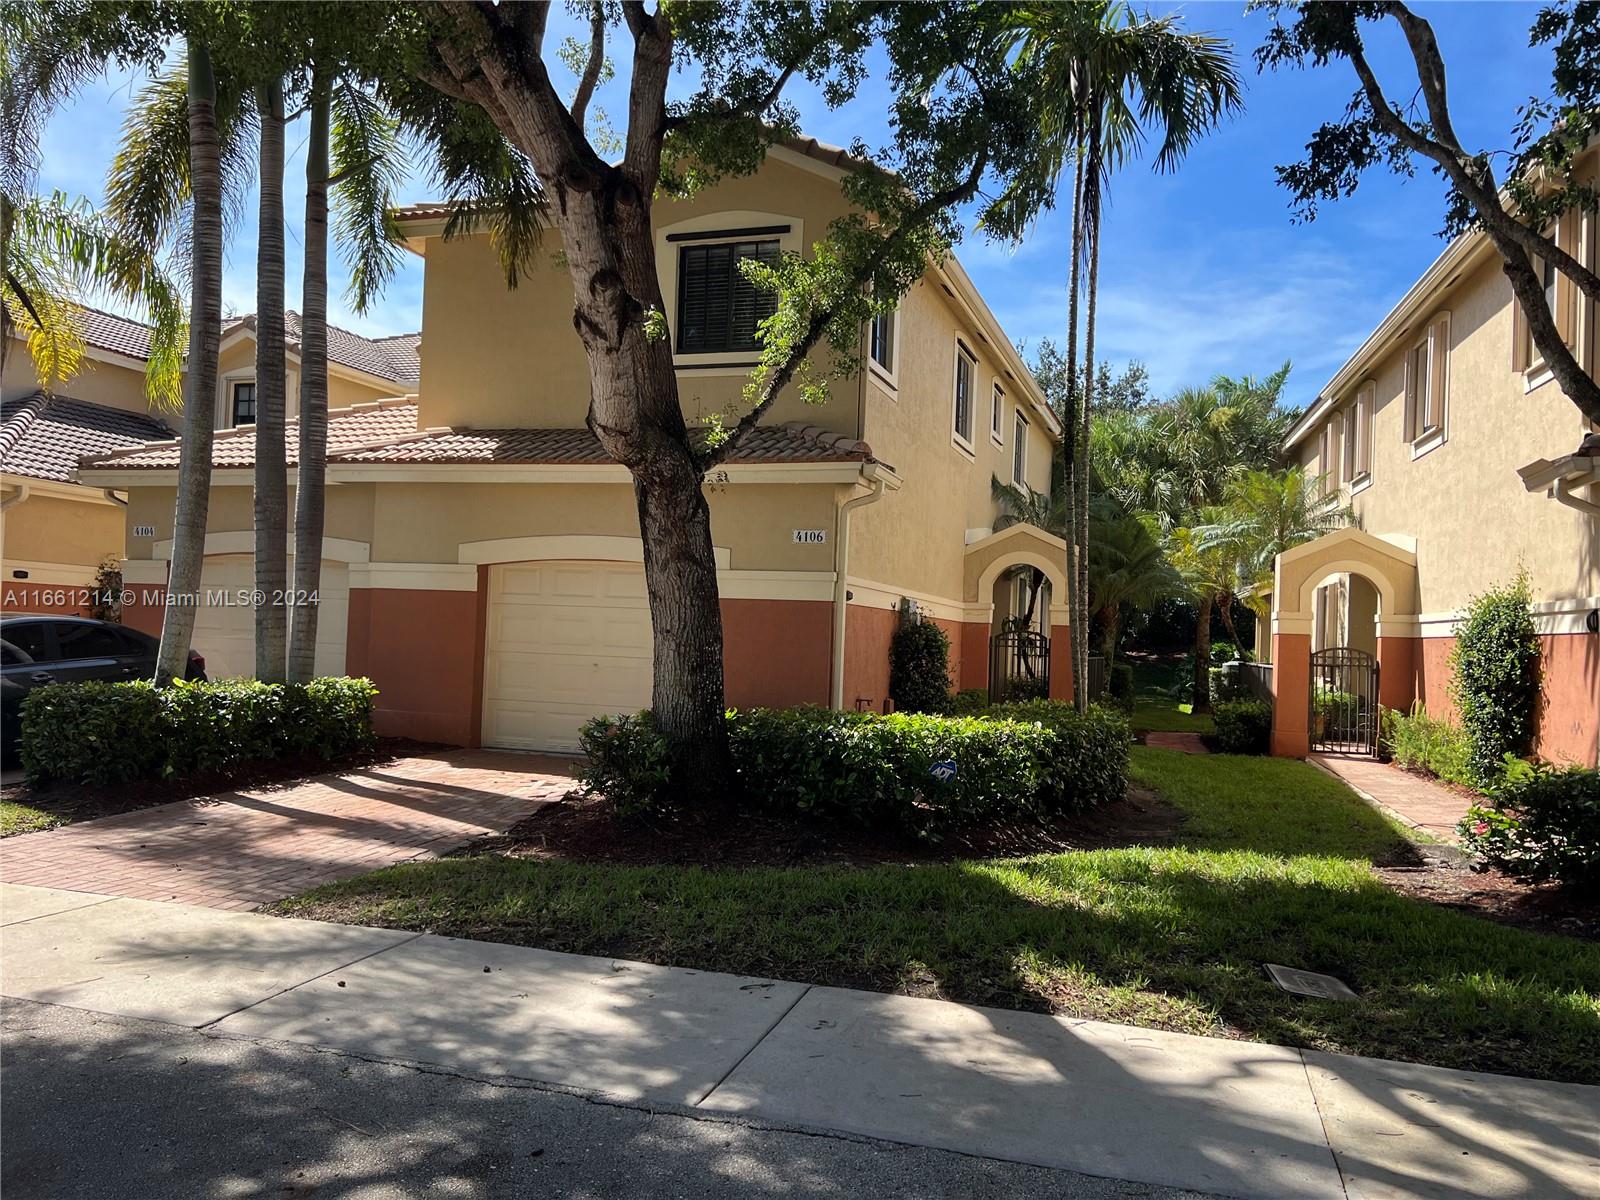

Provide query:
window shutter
left=1511, top=263, right=1532, bottom=373
left=676, top=240, right=778, bottom=355
left=1360, top=386, right=1373, bottom=474
left=1427, top=315, right=1449, bottom=431
left=1402, top=349, right=1417, bottom=442
left=1557, top=211, right=1579, bottom=346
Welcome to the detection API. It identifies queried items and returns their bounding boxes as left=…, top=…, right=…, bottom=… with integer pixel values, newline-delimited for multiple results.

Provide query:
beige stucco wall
left=1, top=491, right=126, bottom=567
left=2, top=341, right=153, bottom=412
left=849, top=272, right=1058, bottom=605
left=124, top=477, right=846, bottom=578
left=214, top=336, right=398, bottom=431
left=1299, top=251, right=1598, bottom=614
left=414, top=157, right=861, bottom=436
left=408, top=151, right=1062, bottom=612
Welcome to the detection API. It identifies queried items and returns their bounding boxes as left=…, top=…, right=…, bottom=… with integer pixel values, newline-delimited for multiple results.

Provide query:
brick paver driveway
left=0, top=750, right=574, bottom=910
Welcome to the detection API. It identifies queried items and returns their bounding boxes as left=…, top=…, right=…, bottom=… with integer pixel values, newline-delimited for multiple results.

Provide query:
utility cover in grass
left=1264, top=963, right=1359, bottom=1001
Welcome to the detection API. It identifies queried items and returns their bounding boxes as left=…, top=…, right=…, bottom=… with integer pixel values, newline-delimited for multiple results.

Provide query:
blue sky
left=33, top=2, right=1549, bottom=412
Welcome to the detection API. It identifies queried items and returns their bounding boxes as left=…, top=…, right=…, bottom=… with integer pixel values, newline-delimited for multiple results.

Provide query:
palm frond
left=331, top=80, right=407, bottom=314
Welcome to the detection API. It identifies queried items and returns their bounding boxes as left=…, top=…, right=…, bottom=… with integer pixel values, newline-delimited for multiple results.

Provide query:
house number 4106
left=792, top=529, right=827, bottom=545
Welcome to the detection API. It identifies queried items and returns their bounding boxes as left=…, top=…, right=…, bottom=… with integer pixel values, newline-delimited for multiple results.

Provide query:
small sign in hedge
left=20, top=677, right=378, bottom=787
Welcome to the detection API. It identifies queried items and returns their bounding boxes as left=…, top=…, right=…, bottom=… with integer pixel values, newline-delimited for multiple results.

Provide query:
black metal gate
left=1308, top=647, right=1379, bottom=756
left=990, top=619, right=1050, bottom=702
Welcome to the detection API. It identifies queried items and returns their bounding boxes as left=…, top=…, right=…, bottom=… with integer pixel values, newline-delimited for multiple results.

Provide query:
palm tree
left=1087, top=500, right=1175, bottom=661
left=1001, top=1, right=1243, bottom=709
left=1, top=191, right=183, bottom=405
left=1195, top=467, right=1356, bottom=643
left=254, top=77, right=288, bottom=681
left=154, top=39, right=223, bottom=682
left=1166, top=510, right=1243, bottom=711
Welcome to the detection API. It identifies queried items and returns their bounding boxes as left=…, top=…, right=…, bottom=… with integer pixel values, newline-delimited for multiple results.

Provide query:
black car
left=0, top=616, right=206, bottom=761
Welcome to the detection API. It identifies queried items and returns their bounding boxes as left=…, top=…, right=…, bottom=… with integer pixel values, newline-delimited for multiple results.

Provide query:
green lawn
left=0, top=801, right=66, bottom=837
left=1128, top=657, right=1215, bottom=735
left=276, top=747, right=1600, bottom=1083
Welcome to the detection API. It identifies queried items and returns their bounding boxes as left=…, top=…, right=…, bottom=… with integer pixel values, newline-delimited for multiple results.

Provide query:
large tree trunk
left=155, top=42, right=221, bottom=682
left=253, top=78, right=288, bottom=682
left=1077, top=114, right=1104, bottom=714
left=288, top=76, right=330, bottom=685
left=1062, top=159, right=1085, bottom=711
left=1191, top=592, right=1214, bottom=714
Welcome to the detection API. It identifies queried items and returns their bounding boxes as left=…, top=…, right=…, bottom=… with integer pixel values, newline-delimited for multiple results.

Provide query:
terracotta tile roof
left=222, top=312, right=421, bottom=386
left=80, top=399, right=421, bottom=471
left=1, top=392, right=174, bottom=484
left=75, top=306, right=157, bottom=360
left=81, top=402, right=881, bottom=473
left=331, top=421, right=880, bottom=466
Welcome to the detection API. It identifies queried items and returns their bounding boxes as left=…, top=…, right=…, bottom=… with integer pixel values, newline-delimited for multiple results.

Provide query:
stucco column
left=1270, top=631, right=1311, bottom=757
left=1376, top=634, right=1418, bottom=715
left=1049, top=623, right=1073, bottom=701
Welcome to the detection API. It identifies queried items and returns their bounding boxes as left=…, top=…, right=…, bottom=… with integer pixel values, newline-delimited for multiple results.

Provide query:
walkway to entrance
left=0, top=750, right=573, bottom=910
left=1309, top=753, right=1470, bottom=843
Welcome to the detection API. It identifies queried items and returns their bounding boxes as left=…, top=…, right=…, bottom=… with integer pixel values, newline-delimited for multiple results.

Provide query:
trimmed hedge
left=1448, top=574, right=1541, bottom=787
left=1461, top=768, right=1600, bottom=891
left=1213, top=700, right=1272, bottom=755
left=889, top=620, right=952, bottom=713
left=20, top=677, right=378, bottom=786
left=580, top=701, right=1130, bottom=838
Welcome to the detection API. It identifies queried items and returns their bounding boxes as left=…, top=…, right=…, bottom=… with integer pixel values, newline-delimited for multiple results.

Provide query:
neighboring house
left=1, top=307, right=419, bottom=615
left=81, top=140, right=1068, bottom=751
left=1265, top=146, right=1599, bottom=767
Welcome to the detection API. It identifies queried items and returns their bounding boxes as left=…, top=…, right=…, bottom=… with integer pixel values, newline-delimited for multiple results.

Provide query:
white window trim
left=951, top=337, right=977, bottom=457
left=990, top=382, right=1005, bottom=446
left=654, top=210, right=805, bottom=375
left=1346, top=382, right=1374, bottom=493
left=218, top=369, right=255, bottom=430
left=867, top=306, right=900, bottom=393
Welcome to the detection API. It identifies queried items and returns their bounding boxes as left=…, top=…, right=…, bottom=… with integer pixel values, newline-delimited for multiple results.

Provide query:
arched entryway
left=962, top=525, right=1073, bottom=702
left=1269, top=528, right=1421, bottom=758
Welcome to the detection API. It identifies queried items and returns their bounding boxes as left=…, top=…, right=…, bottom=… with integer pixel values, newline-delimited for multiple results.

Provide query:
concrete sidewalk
left=2, top=882, right=1595, bottom=1200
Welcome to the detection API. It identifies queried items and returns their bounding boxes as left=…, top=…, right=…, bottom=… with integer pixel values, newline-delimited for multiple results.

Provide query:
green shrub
left=987, top=700, right=1131, bottom=810
left=947, top=687, right=991, bottom=715
left=1460, top=768, right=1600, bottom=890
left=1213, top=700, right=1272, bottom=754
left=20, top=677, right=377, bottom=787
left=1380, top=703, right=1475, bottom=788
left=889, top=620, right=952, bottom=713
left=579, top=703, right=1131, bottom=838
left=1449, top=574, right=1541, bottom=788
left=578, top=712, right=673, bottom=817
left=1108, top=663, right=1135, bottom=713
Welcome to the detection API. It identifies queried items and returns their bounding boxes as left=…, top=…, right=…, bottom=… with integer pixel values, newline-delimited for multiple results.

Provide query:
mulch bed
left=458, top=782, right=1187, bottom=869
left=1, top=737, right=447, bottom=832
left=1376, top=851, right=1599, bottom=942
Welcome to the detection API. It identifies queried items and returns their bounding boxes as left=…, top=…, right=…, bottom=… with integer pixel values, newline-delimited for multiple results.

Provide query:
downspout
left=1553, top=474, right=1600, bottom=519
left=0, top=483, right=30, bottom=513
left=830, top=469, right=888, bottom=710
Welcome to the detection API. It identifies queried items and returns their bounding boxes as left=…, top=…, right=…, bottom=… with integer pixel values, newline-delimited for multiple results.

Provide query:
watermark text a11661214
left=1, top=586, right=321, bottom=610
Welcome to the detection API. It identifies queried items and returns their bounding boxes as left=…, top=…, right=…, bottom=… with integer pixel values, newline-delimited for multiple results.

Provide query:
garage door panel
left=482, top=561, right=653, bottom=753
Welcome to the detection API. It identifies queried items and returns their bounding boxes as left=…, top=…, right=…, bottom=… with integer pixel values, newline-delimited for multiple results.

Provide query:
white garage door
left=189, top=554, right=349, bottom=679
left=482, top=561, right=653, bottom=753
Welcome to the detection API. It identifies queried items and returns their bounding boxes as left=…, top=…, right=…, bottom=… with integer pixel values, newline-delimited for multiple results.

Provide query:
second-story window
left=869, top=309, right=895, bottom=375
left=231, top=381, right=257, bottom=427
left=675, top=238, right=780, bottom=355
left=1013, top=407, right=1029, bottom=484
left=952, top=339, right=976, bottom=447
left=991, top=383, right=1005, bottom=443
left=1404, top=313, right=1449, bottom=451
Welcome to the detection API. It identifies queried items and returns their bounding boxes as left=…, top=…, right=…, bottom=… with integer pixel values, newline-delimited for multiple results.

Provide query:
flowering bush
left=1460, top=768, right=1600, bottom=891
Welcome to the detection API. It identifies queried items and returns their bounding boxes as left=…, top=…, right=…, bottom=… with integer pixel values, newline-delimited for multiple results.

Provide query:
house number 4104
left=792, top=529, right=827, bottom=545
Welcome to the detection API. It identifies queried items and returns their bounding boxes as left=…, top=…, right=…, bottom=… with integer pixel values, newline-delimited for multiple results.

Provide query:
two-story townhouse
left=1, top=309, right=418, bottom=614
left=78, top=140, right=1067, bottom=752
left=1264, top=147, right=1599, bottom=767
